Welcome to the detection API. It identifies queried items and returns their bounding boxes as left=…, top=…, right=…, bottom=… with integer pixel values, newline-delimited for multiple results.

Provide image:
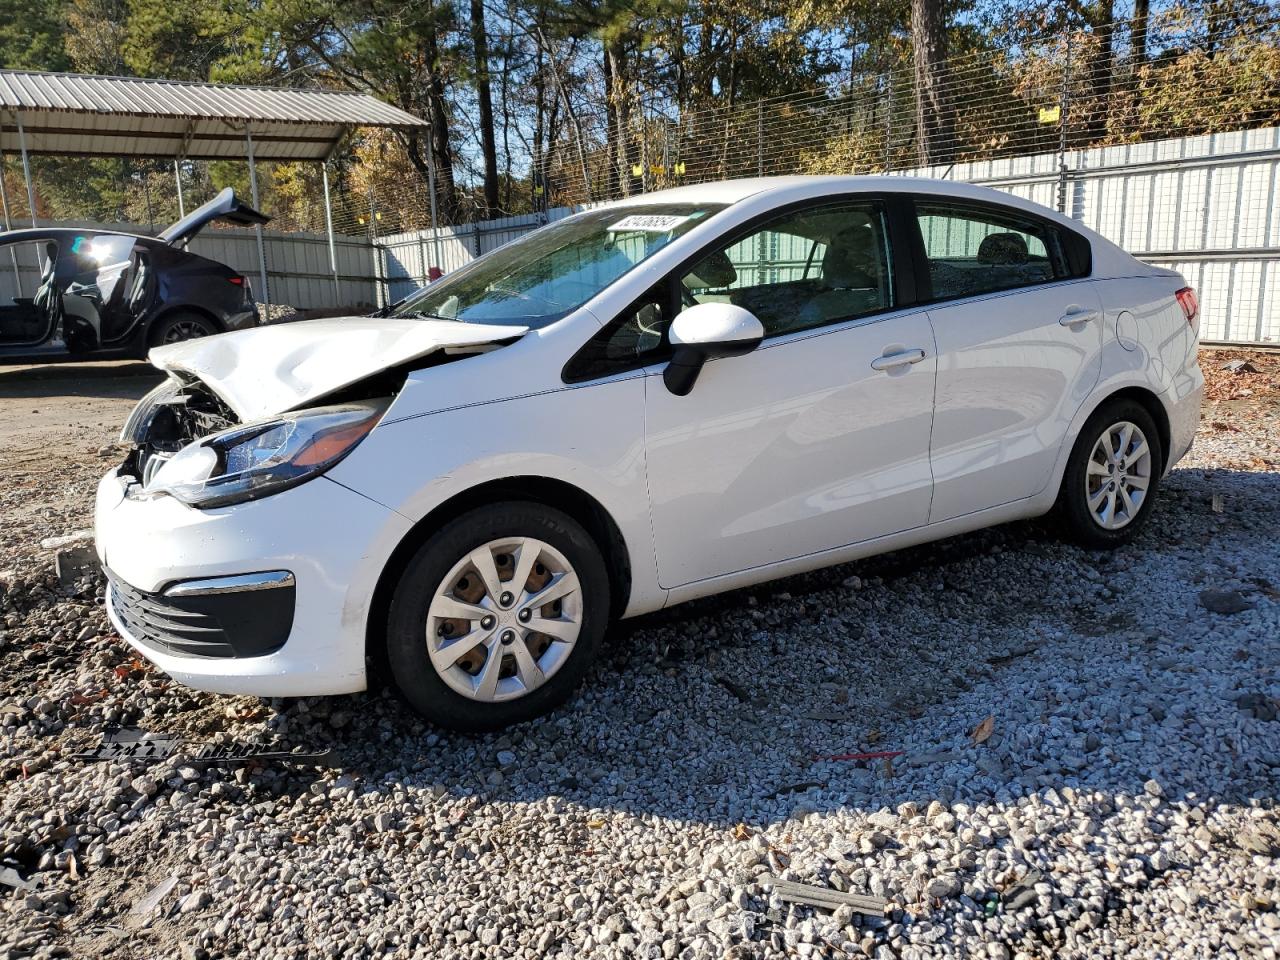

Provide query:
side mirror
left=663, top=302, right=764, bottom=396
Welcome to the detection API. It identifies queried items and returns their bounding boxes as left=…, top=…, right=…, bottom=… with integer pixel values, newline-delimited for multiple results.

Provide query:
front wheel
left=386, top=502, right=610, bottom=731
left=1057, top=399, right=1163, bottom=548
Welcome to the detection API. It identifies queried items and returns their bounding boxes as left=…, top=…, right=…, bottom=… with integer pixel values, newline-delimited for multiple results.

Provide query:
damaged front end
left=120, top=375, right=240, bottom=486
left=118, top=374, right=389, bottom=509
left=115, top=314, right=531, bottom=509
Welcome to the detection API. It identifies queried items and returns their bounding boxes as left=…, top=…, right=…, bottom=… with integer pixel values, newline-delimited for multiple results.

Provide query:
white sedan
left=95, top=176, right=1204, bottom=730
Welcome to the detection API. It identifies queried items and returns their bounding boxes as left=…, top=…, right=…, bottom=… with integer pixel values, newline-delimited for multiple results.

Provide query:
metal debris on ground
left=76, top=729, right=181, bottom=763
left=802, top=709, right=852, bottom=722
left=39, top=530, right=93, bottom=551
left=1001, top=868, right=1043, bottom=912
left=55, top=545, right=99, bottom=586
left=763, top=781, right=825, bottom=800
left=185, top=743, right=339, bottom=767
left=0, top=865, right=40, bottom=891
left=130, top=874, right=178, bottom=918
left=765, top=876, right=887, bottom=917
left=970, top=715, right=996, bottom=744
left=987, top=644, right=1040, bottom=666
left=1220, top=359, right=1260, bottom=374
left=1198, top=589, right=1256, bottom=615
left=1235, top=692, right=1279, bottom=722
left=714, top=675, right=753, bottom=703
left=77, top=728, right=338, bottom=767
left=1211, top=493, right=1225, bottom=513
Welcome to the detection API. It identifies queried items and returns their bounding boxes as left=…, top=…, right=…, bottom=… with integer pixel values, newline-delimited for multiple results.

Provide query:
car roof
left=599, top=175, right=1053, bottom=215
left=592, top=174, right=1149, bottom=279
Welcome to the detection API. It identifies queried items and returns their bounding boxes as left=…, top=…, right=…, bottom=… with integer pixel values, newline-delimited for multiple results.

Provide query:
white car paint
left=644, top=306, right=938, bottom=587
left=95, top=175, right=1205, bottom=698
left=669, top=301, right=765, bottom=348
left=925, top=281, right=1105, bottom=522
left=150, top=316, right=527, bottom=421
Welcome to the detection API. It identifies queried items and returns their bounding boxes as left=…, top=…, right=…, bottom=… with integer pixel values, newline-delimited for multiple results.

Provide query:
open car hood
left=158, top=187, right=271, bottom=247
left=149, top=316, right=527, bottom=423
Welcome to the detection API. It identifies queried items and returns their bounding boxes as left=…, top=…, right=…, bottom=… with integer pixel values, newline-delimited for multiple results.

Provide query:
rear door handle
left=1059, top=306, right=1099, bottom=326
left=871, top=348, right=926, bottom=371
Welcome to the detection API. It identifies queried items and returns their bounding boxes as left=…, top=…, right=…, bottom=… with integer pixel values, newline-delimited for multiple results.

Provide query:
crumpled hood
left=149, top=316, right=527, bottom=423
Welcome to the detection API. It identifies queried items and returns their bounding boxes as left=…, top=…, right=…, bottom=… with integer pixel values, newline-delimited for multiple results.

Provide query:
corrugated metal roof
left=0, top=70, right=424, bottom=160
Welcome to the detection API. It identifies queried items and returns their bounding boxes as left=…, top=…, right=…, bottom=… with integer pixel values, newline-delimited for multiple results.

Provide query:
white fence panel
left=6, top=127, right=1277, bottom=342
left=0, top=220, right=379, bottom=312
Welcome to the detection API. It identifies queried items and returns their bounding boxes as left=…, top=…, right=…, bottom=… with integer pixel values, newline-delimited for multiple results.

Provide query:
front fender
left=326, top=374, right=664, bottom=618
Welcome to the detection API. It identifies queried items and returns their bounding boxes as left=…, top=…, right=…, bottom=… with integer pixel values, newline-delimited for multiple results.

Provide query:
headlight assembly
left=139, top=400, right=388, bottom=508
left=120, top=377, right=183, bottom=445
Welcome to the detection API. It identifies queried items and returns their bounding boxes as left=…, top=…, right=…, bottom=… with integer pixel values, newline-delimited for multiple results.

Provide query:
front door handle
left=1059, top=306, right=1099, bottom=326
left=871, top=348, right=926, bottom=372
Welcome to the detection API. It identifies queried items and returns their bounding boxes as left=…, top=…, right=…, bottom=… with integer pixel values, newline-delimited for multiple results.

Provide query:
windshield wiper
left=401, top=309, right=458, bottom=322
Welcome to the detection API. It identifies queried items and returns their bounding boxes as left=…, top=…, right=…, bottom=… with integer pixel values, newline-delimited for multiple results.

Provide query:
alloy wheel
left=425, top=537, right=583, bottom=702
left=1084, top=420, right=1153, bottom=530
left=163, top=319, right=210, bottom=343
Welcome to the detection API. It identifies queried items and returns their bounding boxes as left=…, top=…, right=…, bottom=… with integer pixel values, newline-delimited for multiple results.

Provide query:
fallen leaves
left=971, top=715, right=995, bottom=745
left=68, top=688, right=108, bottom=706
left=1203, top=350, right=1278, bottom=403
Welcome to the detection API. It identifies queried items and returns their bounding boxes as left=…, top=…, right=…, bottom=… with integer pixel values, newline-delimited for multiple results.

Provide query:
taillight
left=1175, top=287, right=1199, bottom=333
left=228, top=276, right=244, bottom=285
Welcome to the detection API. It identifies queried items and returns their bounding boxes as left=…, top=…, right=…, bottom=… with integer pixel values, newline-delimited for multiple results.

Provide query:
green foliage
left=0, top=0, right=70, bottom=71
left=121, top=0, right=233, bottom=80
left=1, top=0, right=1279, bottom=232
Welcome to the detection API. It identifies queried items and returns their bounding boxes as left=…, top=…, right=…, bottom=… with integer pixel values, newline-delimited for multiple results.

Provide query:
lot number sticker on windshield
left=608, top=214, right=690, bottom=233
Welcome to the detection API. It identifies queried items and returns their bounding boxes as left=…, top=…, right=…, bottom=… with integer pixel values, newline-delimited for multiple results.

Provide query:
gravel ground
left=1, top=349, right=1278, bottom=960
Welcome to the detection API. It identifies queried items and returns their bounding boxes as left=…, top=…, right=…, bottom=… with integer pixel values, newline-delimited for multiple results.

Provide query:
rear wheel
left=149, top=311, right=218, bottom=346
left=1057, top=399, right=1163, bottom=547
left=386, top=502, right=610, bottom=731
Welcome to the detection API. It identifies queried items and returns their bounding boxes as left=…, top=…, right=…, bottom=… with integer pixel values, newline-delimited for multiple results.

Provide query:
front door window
left=680, top=200, right=894, bottom=338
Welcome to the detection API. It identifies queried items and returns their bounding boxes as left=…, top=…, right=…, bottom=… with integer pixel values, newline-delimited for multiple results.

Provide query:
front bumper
left=95, top=470, right=413, bottom=696
left=105, top=569, right=296, bottom=659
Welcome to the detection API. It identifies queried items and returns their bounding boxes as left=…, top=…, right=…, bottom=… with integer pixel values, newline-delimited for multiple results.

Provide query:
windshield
left=390, top=203, right=725, bottom=327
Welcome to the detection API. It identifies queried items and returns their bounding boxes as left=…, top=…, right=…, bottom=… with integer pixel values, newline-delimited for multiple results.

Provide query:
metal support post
left=321, top=161, right=341, bottom=303
left=245, top=128, right=271, bottom=316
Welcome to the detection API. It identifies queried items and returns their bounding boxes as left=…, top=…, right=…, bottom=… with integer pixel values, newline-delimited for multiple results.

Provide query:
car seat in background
left=977, top=232, right=1029, bottom=264
left=32, top=241, right=64, bottom=333
left=794, top=223, right=886, bottom=328
left=684, top=251, right=737, bottom=303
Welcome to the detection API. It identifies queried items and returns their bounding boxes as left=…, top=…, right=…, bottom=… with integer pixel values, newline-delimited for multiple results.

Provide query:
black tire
left=386, top=502, right=610, bottom=731
left=148, top=311, right=218, bottom=347
left=1057, top=398, right=1163, bottom=548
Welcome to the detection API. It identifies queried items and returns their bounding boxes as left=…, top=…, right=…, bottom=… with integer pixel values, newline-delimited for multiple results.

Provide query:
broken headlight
left=120, top=378, right=183, bottom=444
left=140, top=400, right=388, bottom=508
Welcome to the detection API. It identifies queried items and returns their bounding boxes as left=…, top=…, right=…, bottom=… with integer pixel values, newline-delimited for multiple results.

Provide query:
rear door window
left=915, top=202, right=1067, bottom=301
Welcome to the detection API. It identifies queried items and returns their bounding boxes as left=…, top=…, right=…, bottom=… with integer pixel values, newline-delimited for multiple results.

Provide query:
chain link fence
left=328, top=11, right=1280, bottom=236
left=1, top=11, right=1277, bottom=339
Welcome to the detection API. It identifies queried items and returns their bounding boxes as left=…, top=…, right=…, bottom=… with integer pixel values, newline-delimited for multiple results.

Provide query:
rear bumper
left=1164, top=363, right=1204, bottom=472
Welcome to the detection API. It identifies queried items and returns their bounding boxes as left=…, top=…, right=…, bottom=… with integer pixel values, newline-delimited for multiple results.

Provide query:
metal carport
left=0, top=70, right=428, bottom=308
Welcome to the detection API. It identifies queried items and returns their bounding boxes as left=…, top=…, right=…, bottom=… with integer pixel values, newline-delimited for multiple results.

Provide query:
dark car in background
left=0, top=188, right=268, bottom=363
